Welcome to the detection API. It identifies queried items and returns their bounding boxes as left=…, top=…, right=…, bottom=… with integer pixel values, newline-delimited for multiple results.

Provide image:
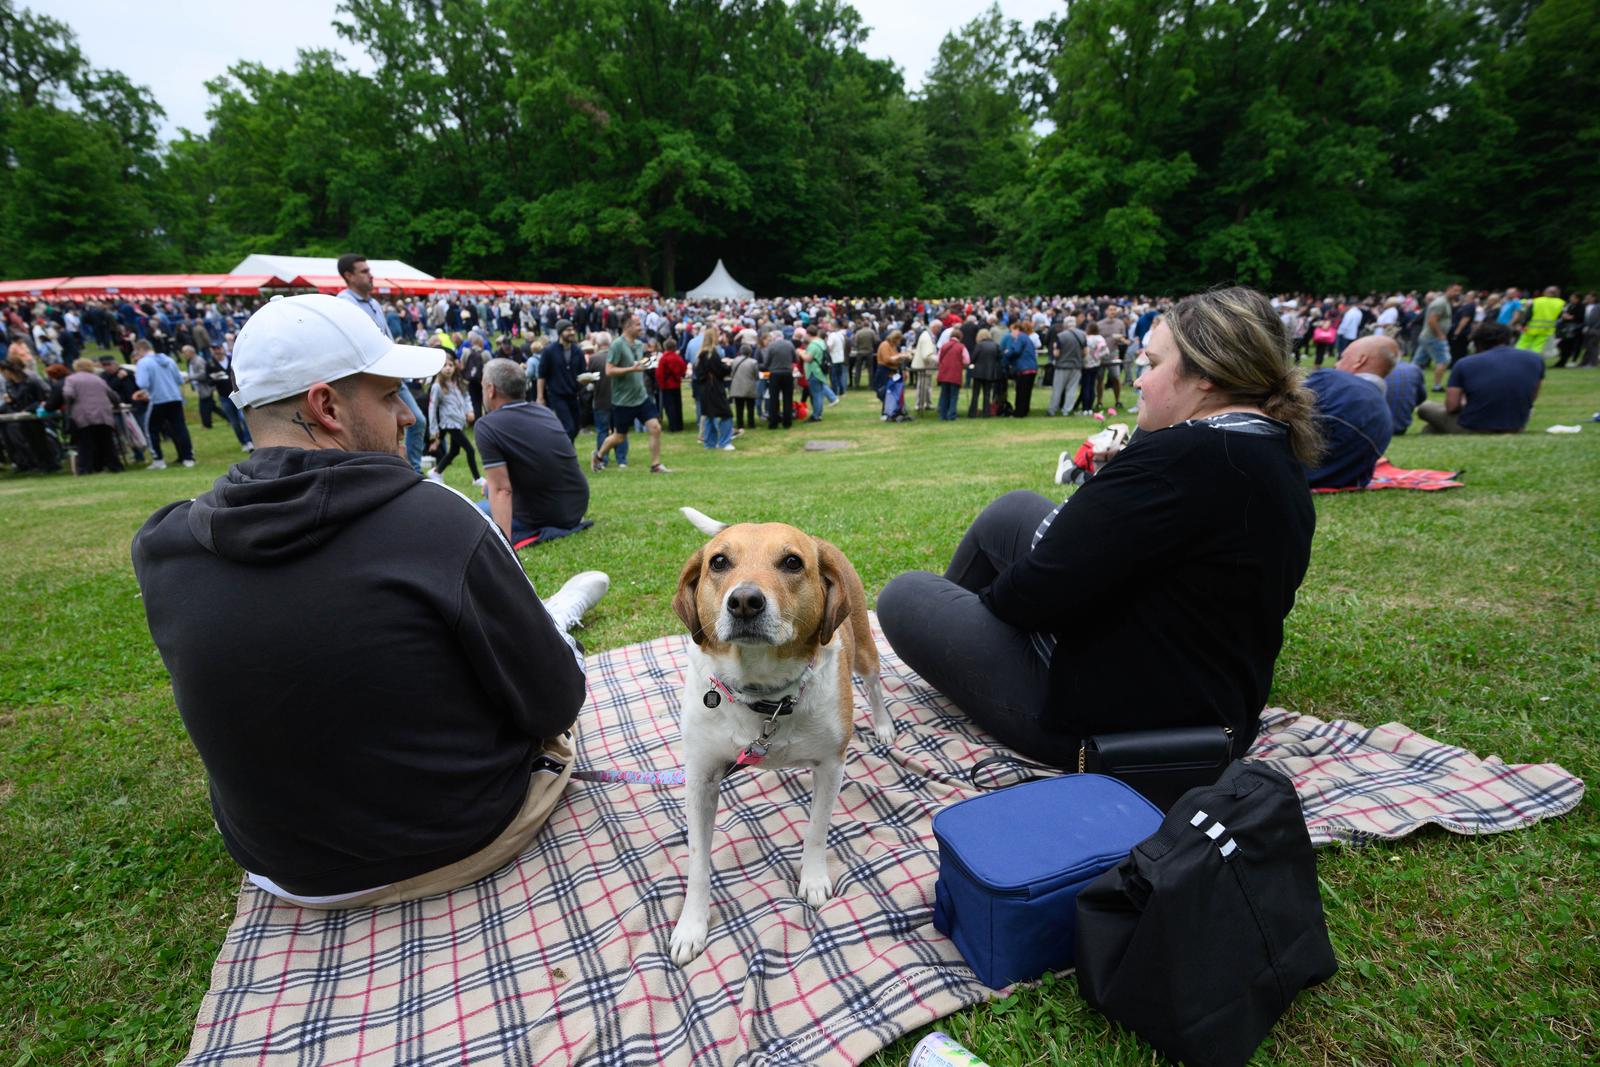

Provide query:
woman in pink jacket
left=936, top=332, right=970, bottom=420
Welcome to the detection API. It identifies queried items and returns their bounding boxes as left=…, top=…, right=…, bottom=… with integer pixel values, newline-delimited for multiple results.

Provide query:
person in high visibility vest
left=1519, top=286, right=1565, bottom=356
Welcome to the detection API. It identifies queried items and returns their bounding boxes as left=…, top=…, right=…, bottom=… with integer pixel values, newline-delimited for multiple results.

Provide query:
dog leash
left=572, top=768, right=686, bottom=786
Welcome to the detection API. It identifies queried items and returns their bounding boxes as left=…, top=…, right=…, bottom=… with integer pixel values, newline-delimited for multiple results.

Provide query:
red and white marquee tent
left=0, top=274, right=657, bottom=300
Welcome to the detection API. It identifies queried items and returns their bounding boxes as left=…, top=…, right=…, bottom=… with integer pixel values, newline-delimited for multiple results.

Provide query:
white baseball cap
left=230, top=294, right=445, bottom=410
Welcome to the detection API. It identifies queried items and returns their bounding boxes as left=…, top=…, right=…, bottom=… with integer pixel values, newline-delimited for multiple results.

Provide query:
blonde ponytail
left=1165, top=287, right=1325, bottom=466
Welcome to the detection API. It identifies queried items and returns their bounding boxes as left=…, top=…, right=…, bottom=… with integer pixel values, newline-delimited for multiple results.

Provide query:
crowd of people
left=5, top=267, right=1596, bottom=485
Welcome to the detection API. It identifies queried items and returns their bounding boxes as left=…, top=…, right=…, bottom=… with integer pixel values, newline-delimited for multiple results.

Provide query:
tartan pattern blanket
left=1311, top=457, right=1465, bottom=493
left=183, top=619, right=1584, bottom=1066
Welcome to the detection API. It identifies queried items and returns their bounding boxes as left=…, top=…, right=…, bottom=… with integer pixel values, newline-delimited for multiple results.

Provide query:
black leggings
left=734, top=397, right=755, bottom=428
left=436, top=427, right=479, bottom=478
left=73, top=423, right=122, bottom=474
left=1014, top=373, right=1036, bottom=417
left=968, top=378, right=994, bottom=417
left=878, top=489, right=1076, bottom=765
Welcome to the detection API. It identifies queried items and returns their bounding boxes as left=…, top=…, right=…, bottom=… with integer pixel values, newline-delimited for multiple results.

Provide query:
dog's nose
left=727, top=585, right=766, bottom=620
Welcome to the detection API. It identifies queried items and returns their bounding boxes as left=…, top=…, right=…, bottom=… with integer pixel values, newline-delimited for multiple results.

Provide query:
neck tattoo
left=290, top=411, right=319, bottom=444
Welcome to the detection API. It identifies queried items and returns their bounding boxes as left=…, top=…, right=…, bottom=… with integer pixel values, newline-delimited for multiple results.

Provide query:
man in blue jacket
left=132, top=338, right=194, bottom=468
left=1304, top=336, right=1397, bottom=489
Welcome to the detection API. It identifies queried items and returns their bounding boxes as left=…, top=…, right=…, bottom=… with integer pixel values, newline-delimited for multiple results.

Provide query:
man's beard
left=349, top=415, right=406, bottom=457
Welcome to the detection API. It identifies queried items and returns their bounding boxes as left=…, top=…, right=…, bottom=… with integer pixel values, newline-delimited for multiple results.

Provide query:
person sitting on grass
left=475, top=357, right=593, bottom=546
left=877, top=287, right=1319, bottom=766
left=1303, top=335, right=1397, bottom=490
left=132, top=294, right=608, bottom=909
left=1385, top=350, right=1429, bottom=435
left=1416, top=322, right=1544, bottom=435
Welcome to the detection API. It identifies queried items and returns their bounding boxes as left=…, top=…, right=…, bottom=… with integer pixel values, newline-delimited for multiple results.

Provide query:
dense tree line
left=1, top=0, right=1594, bottom=294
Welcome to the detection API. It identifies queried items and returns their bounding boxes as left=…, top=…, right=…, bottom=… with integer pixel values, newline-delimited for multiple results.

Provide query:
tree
left=1017, top=0, right=1505, bottom=293
left=0, top=0, right=167, bottom=273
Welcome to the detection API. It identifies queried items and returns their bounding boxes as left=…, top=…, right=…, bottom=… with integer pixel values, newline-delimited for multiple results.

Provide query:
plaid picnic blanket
left=1251, top=707, right=1583, bottom=845
left=1311, top=457, right=1465, bottom=493
left=183, top=618, right=1585, bottom=1066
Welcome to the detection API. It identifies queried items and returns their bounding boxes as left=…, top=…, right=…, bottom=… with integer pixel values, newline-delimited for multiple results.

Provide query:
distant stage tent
left=686, top=260, right=754, bottom=301
left=228, top=254, right=435, bottom=281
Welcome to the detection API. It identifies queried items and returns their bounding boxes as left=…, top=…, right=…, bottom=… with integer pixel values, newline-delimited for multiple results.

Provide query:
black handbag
left=971, top=725, right=1234, bottom=814
left=1074, top=761, right=1337, bottom=1067
left=1079, top=725, right=1233, bottom=812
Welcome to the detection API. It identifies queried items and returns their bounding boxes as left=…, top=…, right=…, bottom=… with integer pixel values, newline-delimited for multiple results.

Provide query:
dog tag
left=703, top=690, right=721, bottom=709
left=734, top=741, right=768, bottom=767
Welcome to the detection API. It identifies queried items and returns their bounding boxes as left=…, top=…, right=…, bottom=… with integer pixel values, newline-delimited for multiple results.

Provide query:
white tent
left=227, top=254, right=435, bottom=281
left=685, top=259, right=754, bottom=300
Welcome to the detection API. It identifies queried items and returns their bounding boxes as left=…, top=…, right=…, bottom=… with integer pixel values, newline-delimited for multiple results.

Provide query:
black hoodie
left=131, top=447, right=586, bottom=895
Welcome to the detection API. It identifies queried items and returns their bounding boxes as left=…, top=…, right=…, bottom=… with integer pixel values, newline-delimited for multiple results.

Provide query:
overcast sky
left=47, top=0, right=1062, bottom=141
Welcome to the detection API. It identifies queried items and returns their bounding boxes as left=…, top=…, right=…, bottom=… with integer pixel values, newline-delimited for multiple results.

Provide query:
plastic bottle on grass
left=908, top=1031, right=991, bottom=1067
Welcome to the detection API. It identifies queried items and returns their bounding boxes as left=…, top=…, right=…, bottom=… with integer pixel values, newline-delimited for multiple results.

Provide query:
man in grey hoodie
left=132, top=295, right=609, bottom=908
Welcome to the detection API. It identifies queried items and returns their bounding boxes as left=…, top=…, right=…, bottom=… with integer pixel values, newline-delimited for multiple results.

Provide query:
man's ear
left=673, top=547, right=707, bottom=645
left=302, top=381, right=345, bottom=434
left=812, top=538, right=853, bottom=646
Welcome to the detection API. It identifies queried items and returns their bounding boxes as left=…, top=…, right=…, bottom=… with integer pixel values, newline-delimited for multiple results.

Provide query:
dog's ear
left=673, top=547, right=708, bottom=645
left=813, top=538, right=854, bottom=646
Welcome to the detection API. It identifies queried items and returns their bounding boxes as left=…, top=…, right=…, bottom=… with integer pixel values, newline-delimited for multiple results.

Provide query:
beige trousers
left=293, top=729, right=576, bottom=910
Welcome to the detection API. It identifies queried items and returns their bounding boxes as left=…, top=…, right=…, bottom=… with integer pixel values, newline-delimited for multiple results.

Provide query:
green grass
left=3, top=366, right=1597, bottom=1066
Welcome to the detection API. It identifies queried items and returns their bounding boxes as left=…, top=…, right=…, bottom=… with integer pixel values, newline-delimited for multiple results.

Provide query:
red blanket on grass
left=1313, top=457, right=1464, bottom=493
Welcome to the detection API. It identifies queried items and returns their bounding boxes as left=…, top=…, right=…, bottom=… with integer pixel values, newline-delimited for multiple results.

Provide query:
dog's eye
left=708, top=553, right=730, bottom=572
left=780, top=554, right=804, bottom=573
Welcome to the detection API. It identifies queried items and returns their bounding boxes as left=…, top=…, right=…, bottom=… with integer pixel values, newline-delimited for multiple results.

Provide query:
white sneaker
left=1055, top=450, right=1075, bottom=485
left=148, top=459, right=168, bottom=470
left=426, top=469, right=444, bottom=483
left=473, top=476, right=487, bottom=489
left=544, top=571, right=610, bottom=632
left=721, top=444, right=736, bottom=451
left=242, top=443, right=255, bottom=452
left=181, top=459, right=196, bottom=468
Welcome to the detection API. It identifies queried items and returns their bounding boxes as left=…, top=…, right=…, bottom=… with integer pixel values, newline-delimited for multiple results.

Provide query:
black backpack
left=1074, top=762, right=1336, bottom=1067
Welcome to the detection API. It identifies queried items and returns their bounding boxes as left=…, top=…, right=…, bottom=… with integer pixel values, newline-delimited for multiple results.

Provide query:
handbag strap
left=969, top=753, right=1064, bottom=791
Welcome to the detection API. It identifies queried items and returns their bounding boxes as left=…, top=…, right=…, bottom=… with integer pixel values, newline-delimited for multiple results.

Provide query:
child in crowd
left=427, top=360, right=482, bottom=487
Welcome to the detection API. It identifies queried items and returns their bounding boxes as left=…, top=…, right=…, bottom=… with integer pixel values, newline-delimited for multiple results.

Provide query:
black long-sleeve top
left=982, top=416, right=1315, bottom=750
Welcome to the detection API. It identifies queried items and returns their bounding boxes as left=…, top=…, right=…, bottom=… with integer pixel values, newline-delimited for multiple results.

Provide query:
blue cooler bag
left=931, top=774, right=1163, bottom=988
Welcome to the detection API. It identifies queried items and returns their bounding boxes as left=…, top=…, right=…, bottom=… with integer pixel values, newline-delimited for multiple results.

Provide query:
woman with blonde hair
left=877, top=329, right=910, bottom=421
left=879, top=286, right=1321, bottom=765
left=427, top=359, right=482, bottom=487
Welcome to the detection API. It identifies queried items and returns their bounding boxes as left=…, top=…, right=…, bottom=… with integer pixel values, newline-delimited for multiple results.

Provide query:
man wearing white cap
left=131, top=294, right=610, bottom=908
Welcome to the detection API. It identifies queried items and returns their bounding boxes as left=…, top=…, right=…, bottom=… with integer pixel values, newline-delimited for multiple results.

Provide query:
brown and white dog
left=668, top=507, right=892, bottom=965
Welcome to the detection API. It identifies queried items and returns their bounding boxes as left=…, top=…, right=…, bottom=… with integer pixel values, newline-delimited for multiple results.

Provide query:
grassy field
left=2, top=364, right=1597, bottom=1066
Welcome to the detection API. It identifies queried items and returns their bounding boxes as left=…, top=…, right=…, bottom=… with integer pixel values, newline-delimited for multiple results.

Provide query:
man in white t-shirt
left=825, top=320, right=849, bottom=396
left=1373, top=298, right=1401, bottom=338
left=1336, top=302, right=1366, bottom=356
